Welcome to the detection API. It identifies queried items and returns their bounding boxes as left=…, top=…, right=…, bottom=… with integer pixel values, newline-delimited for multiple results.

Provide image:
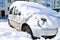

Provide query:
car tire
left=21, top=23, right=34, bottom=40
left=21, top=24, right=32, bottom=34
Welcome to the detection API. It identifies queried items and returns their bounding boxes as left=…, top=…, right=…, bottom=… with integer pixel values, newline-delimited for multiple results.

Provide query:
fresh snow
left=0, top=19, right=60, bottom=40
left=0, top=19, right=32, bottom=40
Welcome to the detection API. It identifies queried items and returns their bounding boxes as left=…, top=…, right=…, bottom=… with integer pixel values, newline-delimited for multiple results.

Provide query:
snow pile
left=0, top=29, right=32, bottom=40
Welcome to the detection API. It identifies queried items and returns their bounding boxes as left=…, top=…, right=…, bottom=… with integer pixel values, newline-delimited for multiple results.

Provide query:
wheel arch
left=21, top=23, right=34, bottom=39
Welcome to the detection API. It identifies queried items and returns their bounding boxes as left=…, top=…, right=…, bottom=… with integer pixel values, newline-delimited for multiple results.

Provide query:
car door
left=13, top=6, right=21, bottom=23
left=13, top=6, right=21, bottom=30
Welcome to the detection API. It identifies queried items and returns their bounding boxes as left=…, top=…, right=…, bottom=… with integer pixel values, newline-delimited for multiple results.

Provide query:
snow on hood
left=34, top=9, right=60, bottom=28
left=36, top=12, right=60, bottom=28
left=17, top=1, right=60, bottom=28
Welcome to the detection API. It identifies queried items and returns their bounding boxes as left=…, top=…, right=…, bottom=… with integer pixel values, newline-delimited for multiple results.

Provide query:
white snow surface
left=0, top=19, right=32, bottom=40
left=0, top=19, right=60, bottom=40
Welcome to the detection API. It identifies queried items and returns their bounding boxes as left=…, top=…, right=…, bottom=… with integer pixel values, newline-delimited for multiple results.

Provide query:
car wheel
left=21, top=23, right=40, bottom=40
left=21, top=24, right=35, bottom=40
left=22, top=24, right=32, bottom=35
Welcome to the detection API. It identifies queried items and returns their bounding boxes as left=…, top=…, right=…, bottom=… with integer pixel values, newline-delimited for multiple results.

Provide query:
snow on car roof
left=10, top=1, right=60, bottom=28
left=10, top=1, right=57, bottom=14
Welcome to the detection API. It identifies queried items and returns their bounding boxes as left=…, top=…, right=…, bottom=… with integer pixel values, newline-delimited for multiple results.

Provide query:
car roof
left=10, top=1, right=57, bottom=14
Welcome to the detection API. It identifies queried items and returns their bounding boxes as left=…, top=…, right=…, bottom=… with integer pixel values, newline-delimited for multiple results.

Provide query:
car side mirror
left=19, top=12, right=21, bottom=15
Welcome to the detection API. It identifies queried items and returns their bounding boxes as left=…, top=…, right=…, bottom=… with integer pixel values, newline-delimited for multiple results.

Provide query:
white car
left=8, top=1, right=59, bottom=40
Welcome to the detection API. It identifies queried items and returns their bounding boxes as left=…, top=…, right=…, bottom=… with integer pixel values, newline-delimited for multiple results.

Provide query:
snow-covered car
left=8, top=1, right=59, bottom=40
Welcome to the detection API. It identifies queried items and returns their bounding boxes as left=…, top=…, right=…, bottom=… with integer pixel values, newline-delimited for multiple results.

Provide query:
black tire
left=21, top=24, right=34, bottom=40
left=21, top=24, right=32, bottom=35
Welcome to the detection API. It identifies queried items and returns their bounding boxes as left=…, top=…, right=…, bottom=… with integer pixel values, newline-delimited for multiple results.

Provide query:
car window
left=9, top=7, right=13, bottom=14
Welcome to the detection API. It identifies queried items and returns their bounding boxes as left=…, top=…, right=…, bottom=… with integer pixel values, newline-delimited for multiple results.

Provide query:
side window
left=14, top=7, right=21, bottom=15
left=9, top=7, right=13, bottom=14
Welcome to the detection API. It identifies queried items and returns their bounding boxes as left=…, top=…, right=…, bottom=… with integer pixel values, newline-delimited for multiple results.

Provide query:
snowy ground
left=0, top=19, right=32, bottom=40
left=0, top=19, right=60, bottom=40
